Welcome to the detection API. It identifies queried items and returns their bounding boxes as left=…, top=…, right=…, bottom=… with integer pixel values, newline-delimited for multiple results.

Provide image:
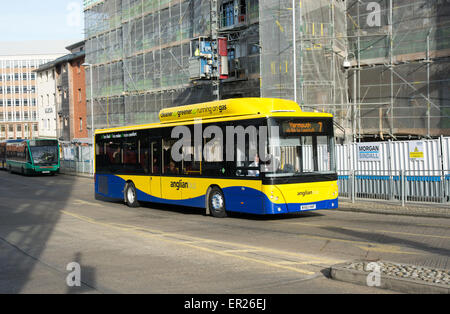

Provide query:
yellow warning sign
left=409, top=142, right=424, bottom=160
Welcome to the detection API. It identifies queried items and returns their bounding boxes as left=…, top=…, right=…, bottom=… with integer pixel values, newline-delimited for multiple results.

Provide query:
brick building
left=35, top=41, right=87, bottom=142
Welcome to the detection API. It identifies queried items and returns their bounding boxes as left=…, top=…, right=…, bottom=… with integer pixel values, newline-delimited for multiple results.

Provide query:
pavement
left=0, top=171, right=449, bottom=294
left=339, top=199, right=450, bottom=219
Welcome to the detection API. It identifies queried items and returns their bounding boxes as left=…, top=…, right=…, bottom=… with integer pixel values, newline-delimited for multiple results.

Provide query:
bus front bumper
left=35, top=165, right=59, bottom=173
left=264, top=198, right=339, bottom=215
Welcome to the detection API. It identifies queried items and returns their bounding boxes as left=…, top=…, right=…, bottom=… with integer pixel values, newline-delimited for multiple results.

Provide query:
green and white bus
left=6, top=139, right=60, bottom=175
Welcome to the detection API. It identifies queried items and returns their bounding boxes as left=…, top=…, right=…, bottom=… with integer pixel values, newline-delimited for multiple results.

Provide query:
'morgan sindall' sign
left=357, top=143, right=381, bottom=162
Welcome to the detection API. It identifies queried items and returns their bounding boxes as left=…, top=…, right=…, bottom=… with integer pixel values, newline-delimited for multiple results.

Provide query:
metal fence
left=60, top=160, right=92, bottom=175
left=337, top=137, right=450, bottom=206
left=338, top=170, right=450, bottom=206
left=59, top=144, right=93, bottom=175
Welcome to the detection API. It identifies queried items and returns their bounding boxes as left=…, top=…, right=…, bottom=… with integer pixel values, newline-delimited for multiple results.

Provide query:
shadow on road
left=0, top=171, right=96, bottom=293
left=136, top=200, right=325, bottom=221
left=319, top=226, right=450, bottom=267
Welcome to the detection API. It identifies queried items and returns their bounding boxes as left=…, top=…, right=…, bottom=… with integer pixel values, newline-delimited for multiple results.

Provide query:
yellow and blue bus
left=94, top=98, right=338, bottom=217
left=6, top=139, right=60, bottom=175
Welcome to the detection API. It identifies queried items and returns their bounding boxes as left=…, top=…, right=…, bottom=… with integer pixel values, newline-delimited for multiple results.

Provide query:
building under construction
left=83, top=0, right=450, bottom=141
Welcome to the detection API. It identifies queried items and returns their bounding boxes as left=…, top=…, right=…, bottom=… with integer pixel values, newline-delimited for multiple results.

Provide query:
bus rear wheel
left=208, top=187, right=227, bottom=218
left=125, top=182, right=140, bottom=208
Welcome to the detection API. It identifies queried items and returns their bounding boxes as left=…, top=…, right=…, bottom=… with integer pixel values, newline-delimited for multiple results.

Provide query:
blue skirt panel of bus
left=95, top=174, right=338, bottom=215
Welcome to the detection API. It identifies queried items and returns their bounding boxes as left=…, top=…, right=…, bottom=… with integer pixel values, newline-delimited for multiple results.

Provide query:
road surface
left=0, top=171, right=448, bottom=294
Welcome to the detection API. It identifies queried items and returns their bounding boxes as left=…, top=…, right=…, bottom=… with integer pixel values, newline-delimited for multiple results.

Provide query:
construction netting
left=84, top=0, right=215, bottom=129
left=346, top=0, right=450, bottom=138
left=83, top=0, right=450, bottom=139
left=259, top=0, right=350, bottom=132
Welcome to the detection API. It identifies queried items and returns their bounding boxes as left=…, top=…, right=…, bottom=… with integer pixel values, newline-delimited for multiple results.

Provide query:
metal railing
left=60, top=160, right=92, bottom=175
left=338, top=170, right=450, bottom=206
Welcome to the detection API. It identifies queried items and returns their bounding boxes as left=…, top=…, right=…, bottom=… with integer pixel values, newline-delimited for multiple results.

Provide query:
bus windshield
left=265, top=118, right=336, bottom=178
left=30, top=141, right=58, bottom=165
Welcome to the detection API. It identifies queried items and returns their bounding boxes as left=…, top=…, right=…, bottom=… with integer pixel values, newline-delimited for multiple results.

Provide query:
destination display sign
left=282, top=121, right=326, bottom=134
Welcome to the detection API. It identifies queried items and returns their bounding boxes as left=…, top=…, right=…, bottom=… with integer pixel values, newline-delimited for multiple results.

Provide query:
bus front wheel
left=125, top=182, right=140, bottom=208
left=208, top=187, right=227, bottom=218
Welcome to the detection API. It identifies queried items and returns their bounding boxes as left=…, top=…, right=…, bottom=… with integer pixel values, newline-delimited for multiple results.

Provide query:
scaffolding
left=84, top=0, right=216, bottom=130
left=346, top=0, right=450, bottom=139
left=83, top=0, right=450, bottom=140
left=259, top=0, right=349, bottom=127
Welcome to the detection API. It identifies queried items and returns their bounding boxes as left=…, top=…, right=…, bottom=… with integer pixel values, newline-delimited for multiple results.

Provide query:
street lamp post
left=82, top=63, right=95, bottom=176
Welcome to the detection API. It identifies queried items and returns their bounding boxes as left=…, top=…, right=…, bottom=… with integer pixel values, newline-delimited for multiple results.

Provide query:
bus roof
left=95, top=98, right=333, bottom=135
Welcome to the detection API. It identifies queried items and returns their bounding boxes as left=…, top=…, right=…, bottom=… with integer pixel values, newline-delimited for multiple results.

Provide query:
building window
left=78, top=89, right=82, bottom=102
left=79, top=118, right=83, bottom=131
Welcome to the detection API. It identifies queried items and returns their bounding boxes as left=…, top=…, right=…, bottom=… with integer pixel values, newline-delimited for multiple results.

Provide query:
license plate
left=301, top=204, right=316, bottom=211
left=42, top=171, right=50, bottom=174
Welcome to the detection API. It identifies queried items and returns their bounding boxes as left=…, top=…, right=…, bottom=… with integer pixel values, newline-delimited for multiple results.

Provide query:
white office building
left=35, top=65, right=58, bottom=139
left=0, top=41, right=70, bottom=139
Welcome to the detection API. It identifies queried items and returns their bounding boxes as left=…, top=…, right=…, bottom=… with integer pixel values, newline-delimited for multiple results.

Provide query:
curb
left=337, top=199, right=450, bottom=219
left=330, top=262, right=450, bottom=294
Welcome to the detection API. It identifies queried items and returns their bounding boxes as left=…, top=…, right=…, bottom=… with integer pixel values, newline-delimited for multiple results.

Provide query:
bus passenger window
left=182, top=145, right=202, bottom=175
left=123, top=140, right=138, bottom=173
left=162, top=139, right=180, bottom=175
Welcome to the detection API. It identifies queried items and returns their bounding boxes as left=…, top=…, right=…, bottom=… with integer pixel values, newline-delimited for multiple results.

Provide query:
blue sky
left=1, top=0, right=84, bottom=42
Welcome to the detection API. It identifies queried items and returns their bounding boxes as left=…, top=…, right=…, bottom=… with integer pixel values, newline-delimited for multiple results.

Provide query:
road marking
left=301, top=234, right=421, bottom=255
left=221, top=249, right=260, bottom=254
left=73, top=199, right=105, bottom=208
left=274, top=221, right=450, bottom=240
left=60, top=210, right=341, bottom=275
left=355, top=244, right=419, bottom=255
left=277, top=261, right=323, bottom=265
